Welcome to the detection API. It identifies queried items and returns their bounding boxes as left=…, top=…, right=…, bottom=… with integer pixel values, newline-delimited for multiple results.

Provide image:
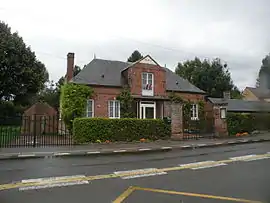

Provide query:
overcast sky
left=1, top=0, right=270, bottom=90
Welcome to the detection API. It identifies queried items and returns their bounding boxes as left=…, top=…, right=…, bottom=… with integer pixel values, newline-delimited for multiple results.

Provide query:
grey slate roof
left=72, top=58, right=205, bottom=94
left=208, top=97, right=270, bottom=112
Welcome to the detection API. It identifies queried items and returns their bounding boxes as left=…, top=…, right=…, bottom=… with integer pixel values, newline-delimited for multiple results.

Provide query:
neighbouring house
left=206, top=92, right=270, bottom=136
left=21, top=102, right=58, bottom=135
left=242, top=87, right=270, bottom=102
left=66, top=53, right=206, bottom=121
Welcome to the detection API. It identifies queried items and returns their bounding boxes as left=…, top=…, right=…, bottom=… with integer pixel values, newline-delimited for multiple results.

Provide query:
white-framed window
left=142, top=72, right=153, bottom=90
left=86, top=99, right=94, bottom=118
left=220, top=107, right=226, bottom=119
left=190, top=104, right=199, bottom=120
left=108, top=100, right=120, bottom=118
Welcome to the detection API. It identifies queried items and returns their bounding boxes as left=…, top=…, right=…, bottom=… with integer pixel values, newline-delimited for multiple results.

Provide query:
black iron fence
left=0, top=115, right=72, bottom=148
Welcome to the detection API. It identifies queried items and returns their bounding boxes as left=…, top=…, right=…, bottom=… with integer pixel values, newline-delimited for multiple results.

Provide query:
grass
left=0, top=126, right=21, bottom=146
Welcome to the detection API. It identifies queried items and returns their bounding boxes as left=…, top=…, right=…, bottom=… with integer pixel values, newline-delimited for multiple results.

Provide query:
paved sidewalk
left=0, top=134, right=269, bottom=160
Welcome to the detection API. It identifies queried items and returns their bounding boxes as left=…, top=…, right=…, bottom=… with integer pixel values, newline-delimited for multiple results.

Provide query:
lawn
left=0, top=126, right=21, bottom=146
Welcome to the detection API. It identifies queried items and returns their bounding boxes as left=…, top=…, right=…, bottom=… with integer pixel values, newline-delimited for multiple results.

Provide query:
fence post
left=33, top=114, right=36, bottom=147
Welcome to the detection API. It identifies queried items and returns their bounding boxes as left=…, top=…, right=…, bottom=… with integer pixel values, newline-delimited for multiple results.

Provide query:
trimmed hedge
left=73, top=118, right=170, bottom=143
left=227, top=112, right=270, bottom=135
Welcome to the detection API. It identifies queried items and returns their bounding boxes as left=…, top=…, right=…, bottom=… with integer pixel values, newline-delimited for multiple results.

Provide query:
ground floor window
left=86, top=99, right=94, bottom=118
left=191, top=103, right=199, bottom=120
left=108, top=100, right=120, bottom=118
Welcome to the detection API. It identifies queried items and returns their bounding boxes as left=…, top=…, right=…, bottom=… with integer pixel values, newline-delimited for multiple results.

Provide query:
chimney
left=223, top=91, right=231, bottom=100
left=66, top=52, right=74, bottom=82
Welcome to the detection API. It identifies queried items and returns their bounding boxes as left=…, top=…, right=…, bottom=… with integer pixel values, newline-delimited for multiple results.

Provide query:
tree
left=37, top=65, right=82, bottom=110
left=127, top=50, right=143, bottom=62
left=256, top=53, right=270, bottom=88
left=175, top=57, right=241, bottom=98
left=0, top=21, right=49, bottom=104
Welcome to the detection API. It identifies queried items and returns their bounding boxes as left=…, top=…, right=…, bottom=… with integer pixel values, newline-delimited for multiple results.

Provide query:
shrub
left=60, top=83, right=93, bottom=132
left=73, top=118, right=170, bottom=143
left=227, top=112, right=270, bottom=135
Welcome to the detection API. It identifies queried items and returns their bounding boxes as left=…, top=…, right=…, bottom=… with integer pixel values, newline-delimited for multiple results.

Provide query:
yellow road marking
left=112, top=186, right=136, bottom=203
left=0, top=153, right=269, bottom=191
left=131, top=187, right=263, bottom=203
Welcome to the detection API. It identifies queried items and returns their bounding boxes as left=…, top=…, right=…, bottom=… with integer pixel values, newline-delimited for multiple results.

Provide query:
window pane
left=115, top=101, right=120, bottom=118
left=148, top=73, right=153, bottom=82
left=86, top=100, right=93, bottom=117
left=109, top=101, right=114, bottom=117
left=142, top=73, right=147, bottom=80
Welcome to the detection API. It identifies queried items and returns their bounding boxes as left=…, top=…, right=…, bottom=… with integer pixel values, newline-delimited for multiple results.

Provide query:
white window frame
left=190, top=103, right=199, bottom=120
left=139, top=101, right=156, bottom=119
left=86, top=99, right=94, bottom=118
left=220, top=107, right=227, bottom=119
left=142, top=72, right=154, bottom=96
left=108, top=100, right=120, bottom=119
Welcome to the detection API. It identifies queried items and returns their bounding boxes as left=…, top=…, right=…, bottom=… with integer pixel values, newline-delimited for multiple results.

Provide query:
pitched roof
left=208, top=97, right=270, bottom=112
left=71, top=58, right=205, bottom=94
left=245, top=87, right=270, bottom=99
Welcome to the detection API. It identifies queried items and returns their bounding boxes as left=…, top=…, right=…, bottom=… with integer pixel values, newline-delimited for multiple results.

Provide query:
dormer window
left=142, top=72, right=154, bottom=96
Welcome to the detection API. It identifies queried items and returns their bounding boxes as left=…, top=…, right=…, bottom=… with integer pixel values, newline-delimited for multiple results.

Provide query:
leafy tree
left=127, top=50, right=143, bottom=62
left=175, top=57, right=241, bottom=98
left=256, top=53, right=270, bottom=88
left=37, top=65, right=82, bottom=110
left=0, top=21, right=49, bottom=104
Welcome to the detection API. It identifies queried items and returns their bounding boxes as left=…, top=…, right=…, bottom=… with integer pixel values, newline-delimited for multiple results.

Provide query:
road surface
left=0, top=142, right=269, bottom=203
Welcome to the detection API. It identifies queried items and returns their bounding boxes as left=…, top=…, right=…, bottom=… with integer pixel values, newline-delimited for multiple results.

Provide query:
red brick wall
left=91, top=86, right=122, bottom=117
left=164, top=92, right=206, bottom=116
left=128, top=63, right=166, bottom=97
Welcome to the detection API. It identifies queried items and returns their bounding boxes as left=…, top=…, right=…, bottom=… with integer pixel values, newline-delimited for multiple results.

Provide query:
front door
left=140, top=101, right=156, bottom=119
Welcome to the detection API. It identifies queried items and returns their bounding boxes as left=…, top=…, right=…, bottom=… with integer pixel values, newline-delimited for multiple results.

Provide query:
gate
left=0, top=115, right=73, bottom=148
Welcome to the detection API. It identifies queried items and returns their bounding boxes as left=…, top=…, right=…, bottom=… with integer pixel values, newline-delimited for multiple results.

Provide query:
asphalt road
left=0, top=142, right=269, bottom=203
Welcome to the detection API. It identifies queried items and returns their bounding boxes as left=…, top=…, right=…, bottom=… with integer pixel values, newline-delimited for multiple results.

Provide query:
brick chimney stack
left=66, top=52, right=74, bottom=82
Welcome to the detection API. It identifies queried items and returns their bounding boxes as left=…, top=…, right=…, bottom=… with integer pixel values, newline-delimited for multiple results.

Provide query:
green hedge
left=227, top=112, right=270, bottom=135
left=73, top=118, right=170, bottom=143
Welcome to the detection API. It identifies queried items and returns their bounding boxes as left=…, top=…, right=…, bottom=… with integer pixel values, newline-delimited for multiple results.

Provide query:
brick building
left=66, top=53, right=206, bottom=121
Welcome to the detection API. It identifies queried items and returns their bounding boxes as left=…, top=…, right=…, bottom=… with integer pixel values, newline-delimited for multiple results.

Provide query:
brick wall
left=164, top=92, right=206, bottom=117
left=91, top=86, right=122, bottom=117
left=128, top=63, right=166, bottom=97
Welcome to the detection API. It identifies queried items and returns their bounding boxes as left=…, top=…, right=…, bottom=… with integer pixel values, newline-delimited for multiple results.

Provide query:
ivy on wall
left=60, top=83, right=93, bottom=131
left=116, top=88, right=136, bottom=118
left=169, top=92, right=206, bottom=132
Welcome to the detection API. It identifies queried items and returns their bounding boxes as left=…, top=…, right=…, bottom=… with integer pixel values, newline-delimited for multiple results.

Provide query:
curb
left=1, top=138, right=270, bottom=161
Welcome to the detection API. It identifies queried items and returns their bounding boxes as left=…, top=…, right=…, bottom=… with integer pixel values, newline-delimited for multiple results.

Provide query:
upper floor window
left=86, top=99, right=94, bottom=118
left=108, top=100, right=120, bottom=118
left=142, top=72, right=154, bottom=96
left=190, top=104, right=199, bottom=120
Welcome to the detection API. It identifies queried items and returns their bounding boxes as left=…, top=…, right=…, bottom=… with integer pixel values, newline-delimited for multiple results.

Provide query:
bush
left=73, top=118, right=170, bottom=143
left=60, top=83, right=93, bottom=132
left=227, top=112, right=270, bottom=135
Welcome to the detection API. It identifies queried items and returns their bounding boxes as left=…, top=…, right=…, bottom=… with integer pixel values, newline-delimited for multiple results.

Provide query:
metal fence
left=0, top=115, right=72, bottom=148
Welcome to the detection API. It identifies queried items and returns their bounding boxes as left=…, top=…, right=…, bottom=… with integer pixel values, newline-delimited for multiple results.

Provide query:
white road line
left=240, top=140, right=248, bottom=142
left=243, top=156, right=270, bottom=162
left=114, top=168, right=167, bottom=179
left=18, top=154, right=35, bottom=157
left=181, top=145, right=191, bottom=148
left=54, top=152, right=70, bottom=156
left=113, top=150, right=127, bottom=153
left=138, top=148, right=151, bottom=151
left=215, top=143, right=223, bottom=145
left=87, top=151, right=101, bottom=154
left=228, top=141, right=236, bottom=144
left=230, top=154, right=256, bottom=161
left=197, top=144, right=206, bottom=146
left=161, top=147, right=172, bottom=149
left=19, top=175, right=89, bottom=191
left=180, top=161, right=226, bottom=170
left=192, top=163, right=227, bottom=170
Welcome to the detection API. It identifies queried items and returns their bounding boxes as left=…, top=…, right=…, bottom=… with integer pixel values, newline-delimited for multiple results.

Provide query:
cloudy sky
left=1, top=0, right=270, bottom=90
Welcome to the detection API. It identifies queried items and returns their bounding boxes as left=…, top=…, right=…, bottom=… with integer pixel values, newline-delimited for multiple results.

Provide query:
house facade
left=242, top=87, right=270, bottom=102
left=66, top=53, right=206, bottom=121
